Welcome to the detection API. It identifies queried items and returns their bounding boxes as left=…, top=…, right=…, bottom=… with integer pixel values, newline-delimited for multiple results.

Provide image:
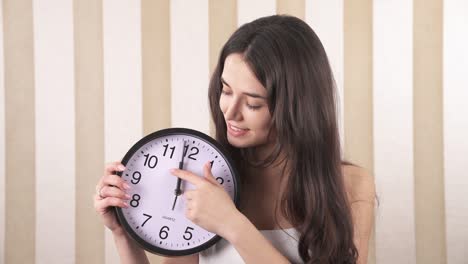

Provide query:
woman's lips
left=227, top=123, right=249, bottom=137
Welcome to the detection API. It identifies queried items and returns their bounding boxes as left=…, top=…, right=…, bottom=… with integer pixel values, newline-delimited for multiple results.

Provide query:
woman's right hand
left=94, top=161, right=131, bottom=233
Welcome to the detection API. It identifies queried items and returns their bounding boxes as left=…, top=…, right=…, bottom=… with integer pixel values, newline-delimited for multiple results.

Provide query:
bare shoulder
left=341, top=164, right=376, bottom=203
left=341, top=164, right=375, bottom=262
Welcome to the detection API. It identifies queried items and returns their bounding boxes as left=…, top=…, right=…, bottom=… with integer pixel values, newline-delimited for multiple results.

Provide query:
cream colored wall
left=1, top=0, right=467, bottom=263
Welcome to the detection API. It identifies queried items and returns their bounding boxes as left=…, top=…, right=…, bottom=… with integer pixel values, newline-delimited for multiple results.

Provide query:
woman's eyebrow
left=221, top=76, right=267, bottom=99
left=220, top=77, right=231, bottom=87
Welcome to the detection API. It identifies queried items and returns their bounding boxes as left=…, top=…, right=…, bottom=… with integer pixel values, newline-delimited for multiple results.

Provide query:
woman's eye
left=246, top=104, right=261, bottom=111
left=221, top=89, right=231, bottom=95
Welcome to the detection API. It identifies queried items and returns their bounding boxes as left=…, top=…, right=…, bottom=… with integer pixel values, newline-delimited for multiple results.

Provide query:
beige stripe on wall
left=276, top=0, right=305, bottom=20
left=141, top=1, right=170, bottom=262
left=0, top=2, right=5, bottom=263
left=142, top=0, right=171, bottom=137
left=209, top=0, right=237, bottom=74
left=343, top=2, right=373, bottom=168
left=208, top=0, right=237, bottom=137
left=413, top=0, right=447, bottom=263
left=3, top=0, right=36, bottom=263
left=343, top=1, right=375, bottom=264
left=74, top=0, right=105, bottom=263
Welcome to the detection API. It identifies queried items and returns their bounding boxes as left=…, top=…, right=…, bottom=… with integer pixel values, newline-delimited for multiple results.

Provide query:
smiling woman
left=94, top=15, right=374, bottom=264
left=205, top=15, right=374, bottom=263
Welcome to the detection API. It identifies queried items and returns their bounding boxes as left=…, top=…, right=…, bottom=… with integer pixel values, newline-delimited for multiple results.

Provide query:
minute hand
left=171, top=141, right=187, bottom=210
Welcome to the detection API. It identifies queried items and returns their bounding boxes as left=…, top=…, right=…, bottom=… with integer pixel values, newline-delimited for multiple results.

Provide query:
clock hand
left=172, top=141, right=187, bottom=210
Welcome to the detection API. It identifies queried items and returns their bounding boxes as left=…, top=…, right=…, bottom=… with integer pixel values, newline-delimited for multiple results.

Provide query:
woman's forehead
left=222, top=54, right=266, bottom=95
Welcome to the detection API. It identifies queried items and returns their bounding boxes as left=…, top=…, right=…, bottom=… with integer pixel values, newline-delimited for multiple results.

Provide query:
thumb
left=203, top=162, right=219, bottom=186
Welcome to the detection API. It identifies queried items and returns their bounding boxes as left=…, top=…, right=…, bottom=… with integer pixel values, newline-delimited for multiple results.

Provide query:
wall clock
left=115, top=128, right=240, bottom=256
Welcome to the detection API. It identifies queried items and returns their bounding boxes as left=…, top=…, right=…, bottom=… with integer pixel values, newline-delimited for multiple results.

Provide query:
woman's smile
left=227, top=122, right=250, bottom=137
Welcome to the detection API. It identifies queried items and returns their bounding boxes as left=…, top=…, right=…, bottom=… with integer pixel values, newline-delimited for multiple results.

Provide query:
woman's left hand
left=170, top=162, right=241, bottom=239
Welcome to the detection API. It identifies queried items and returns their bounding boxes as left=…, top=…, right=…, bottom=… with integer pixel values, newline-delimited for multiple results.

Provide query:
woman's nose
left=224, top=99, right=241, bottom=121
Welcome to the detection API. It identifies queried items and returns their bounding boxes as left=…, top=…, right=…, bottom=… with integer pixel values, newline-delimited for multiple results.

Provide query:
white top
left=199, top=228, right=303, bottom=264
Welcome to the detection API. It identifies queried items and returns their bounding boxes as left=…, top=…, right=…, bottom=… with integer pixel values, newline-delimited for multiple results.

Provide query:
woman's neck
left=240, top=139, right=290, bottom=192
left=240, top=163, right=293, bottom=230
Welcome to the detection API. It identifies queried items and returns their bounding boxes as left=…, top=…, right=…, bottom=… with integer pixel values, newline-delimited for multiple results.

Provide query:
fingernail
left=123, top=183, right=131, bottom=190
left=123, top=203, right=129, bottom=208
left=170, top=168, right=176, bottom=173
left=118, top=165, right=126, bottom=171
left=124, top=194, right=131, bottom=200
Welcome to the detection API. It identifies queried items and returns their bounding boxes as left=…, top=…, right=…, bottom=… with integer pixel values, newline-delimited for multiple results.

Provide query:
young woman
left=94, top=15, right=375, bottom=264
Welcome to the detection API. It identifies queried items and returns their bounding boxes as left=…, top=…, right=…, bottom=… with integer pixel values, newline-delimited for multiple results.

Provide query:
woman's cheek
left=219, top=97, right=227, bottom=113
left=255, top=109, right=272, bottom=128
left=219, top=95, right=238, bottom=117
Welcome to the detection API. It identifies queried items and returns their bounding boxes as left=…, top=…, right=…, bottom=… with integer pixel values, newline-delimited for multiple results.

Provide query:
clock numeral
left=130, top=194, right=141, bottom=208
left=183, top=226, right=194, bottom=240
left=210, top=160, right=214, bottom=168
left=141, top=213, right=152, bottom=227
left=143, top=153, right=158, bottom=168
left=216, top=177, right=224, bottom=185
left=159, top=226, right=170, bottom=240
left=187, top=147, right=199, bottom=160
left=162, top=144, right=176, bottom=159
left=131, top=171, right=142, bottom=184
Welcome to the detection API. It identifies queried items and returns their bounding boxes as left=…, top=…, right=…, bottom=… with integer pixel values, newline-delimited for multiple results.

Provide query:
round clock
left=115, top=127, right=240, bottom=256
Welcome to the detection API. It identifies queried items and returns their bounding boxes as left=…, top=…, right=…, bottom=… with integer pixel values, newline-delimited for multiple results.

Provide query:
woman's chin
left=227, top=134, right=270, bottom=149
left=227, top=135, right=253, bottom=148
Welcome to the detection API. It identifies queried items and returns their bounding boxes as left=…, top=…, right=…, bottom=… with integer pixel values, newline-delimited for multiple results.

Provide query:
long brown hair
left=208, top=15, right=358, bottom=263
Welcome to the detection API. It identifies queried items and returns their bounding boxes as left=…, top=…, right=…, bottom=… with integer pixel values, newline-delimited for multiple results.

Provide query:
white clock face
left=116, top=129, right=239, bottom=256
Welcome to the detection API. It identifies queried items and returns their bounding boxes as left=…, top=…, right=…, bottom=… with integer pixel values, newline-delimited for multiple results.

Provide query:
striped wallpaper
left=1, top=0, right=467, bottom=263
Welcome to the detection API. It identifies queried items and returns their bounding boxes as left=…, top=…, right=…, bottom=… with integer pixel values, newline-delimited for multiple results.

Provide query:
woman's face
left=219, top=53, right=273, bottom=148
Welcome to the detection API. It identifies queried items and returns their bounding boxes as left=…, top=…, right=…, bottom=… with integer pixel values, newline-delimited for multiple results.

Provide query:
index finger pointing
left=170, top=168, right=205, bottom=186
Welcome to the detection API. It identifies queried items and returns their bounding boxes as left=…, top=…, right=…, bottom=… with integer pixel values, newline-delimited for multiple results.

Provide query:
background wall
left=1, top=0, right=467, bottom=263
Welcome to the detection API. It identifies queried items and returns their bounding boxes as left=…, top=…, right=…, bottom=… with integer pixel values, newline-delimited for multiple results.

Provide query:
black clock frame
left=115, top=127, right=241, bottom=257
